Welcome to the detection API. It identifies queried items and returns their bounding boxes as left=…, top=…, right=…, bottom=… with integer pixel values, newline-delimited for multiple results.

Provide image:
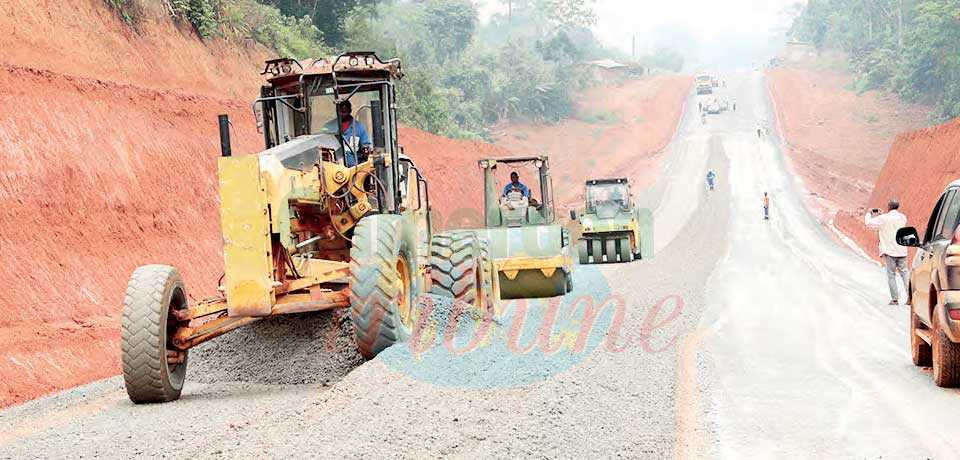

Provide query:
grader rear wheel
left=120, top=264, right=189, bottom=404
left=349, top=215, right=415, bottom=359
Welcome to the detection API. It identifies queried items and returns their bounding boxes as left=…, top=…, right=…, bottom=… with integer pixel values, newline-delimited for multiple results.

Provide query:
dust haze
left=594, top=0, right=802, bottom=70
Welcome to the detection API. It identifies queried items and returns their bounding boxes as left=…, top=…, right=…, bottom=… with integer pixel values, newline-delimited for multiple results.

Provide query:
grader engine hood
left=218, top=135, right=353, bottom=317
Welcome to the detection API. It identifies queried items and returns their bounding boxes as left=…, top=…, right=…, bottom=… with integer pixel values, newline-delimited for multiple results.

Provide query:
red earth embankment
left=0, top=0, right=268, bottom=99
left=767, top=56, right=930, bottom=222
left=494, top=75, right=693, bottom=209
left=0, top=64, right=266, bottom=408
left=0, top=0, right=265, bottom=407
left=834, top=119, right=960, bottom=257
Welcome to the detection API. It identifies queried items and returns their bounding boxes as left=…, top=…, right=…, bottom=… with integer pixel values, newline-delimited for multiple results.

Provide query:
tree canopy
left=792, top=0, right=960, bottom=120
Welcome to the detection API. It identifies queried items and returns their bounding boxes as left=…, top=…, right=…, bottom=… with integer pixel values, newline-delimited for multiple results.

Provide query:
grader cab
left=119, top=53, right=491, bottom=403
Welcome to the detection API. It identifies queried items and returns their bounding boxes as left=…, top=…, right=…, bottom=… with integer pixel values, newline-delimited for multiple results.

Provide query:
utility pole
left=632, top=35, right=636, bottom=61
left=897, top=0, right=904, bottom=49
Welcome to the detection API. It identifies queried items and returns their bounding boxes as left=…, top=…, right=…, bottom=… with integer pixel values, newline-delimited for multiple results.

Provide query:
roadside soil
left=494, top=75, right=692, bottom=210
left=834, top=118, right=960, bottom=258
left=767, top=54, right=930, bottom=224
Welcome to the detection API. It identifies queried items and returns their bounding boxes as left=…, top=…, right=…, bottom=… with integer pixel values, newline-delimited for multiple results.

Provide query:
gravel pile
left=188, top=309, right=364, bottom=385
left=187, top=294, right=465, bottom=386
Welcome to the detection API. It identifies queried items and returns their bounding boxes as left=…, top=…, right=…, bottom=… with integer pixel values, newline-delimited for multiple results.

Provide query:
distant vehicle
left=570, top=178, right=652, bottom=264
left=706, top=101, right=722, bottom=114
left=897, top=180, right=960, bottom=386
left=695, top=74, right=713, bottom=95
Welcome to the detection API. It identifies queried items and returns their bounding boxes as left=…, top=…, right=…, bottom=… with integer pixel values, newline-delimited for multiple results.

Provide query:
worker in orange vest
left=763, top=192, right=770, bottom=220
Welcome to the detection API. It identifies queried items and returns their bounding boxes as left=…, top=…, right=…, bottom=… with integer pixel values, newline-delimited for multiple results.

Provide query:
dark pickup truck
left=897, top=180, right=960, bottom=386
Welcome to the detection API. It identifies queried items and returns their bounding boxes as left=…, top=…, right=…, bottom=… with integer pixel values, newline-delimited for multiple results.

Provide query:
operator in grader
left=118, top=53, right=512, bottom=403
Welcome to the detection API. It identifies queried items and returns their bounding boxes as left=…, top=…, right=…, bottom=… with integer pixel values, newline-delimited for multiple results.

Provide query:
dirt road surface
left=3, top=73, right=957, bottom=459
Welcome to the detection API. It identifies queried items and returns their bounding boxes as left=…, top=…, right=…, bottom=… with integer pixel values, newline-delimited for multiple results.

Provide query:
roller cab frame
left=571, top=178, right=653, bottom=264
left=469, top=156, right=574, bottom=302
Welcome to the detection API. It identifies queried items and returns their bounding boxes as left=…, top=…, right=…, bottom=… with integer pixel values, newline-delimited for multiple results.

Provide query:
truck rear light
left=947, top=228, right=960, bottom=265
left=949, top=310, right=960, bottom=321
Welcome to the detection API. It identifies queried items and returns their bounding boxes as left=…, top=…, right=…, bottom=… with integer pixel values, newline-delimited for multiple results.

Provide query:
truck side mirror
left=896, top=227, right=920, bottom=247
left=569, top=209, right=578, bottom=220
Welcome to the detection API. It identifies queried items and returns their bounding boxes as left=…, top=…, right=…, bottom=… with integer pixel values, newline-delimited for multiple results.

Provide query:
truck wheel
left=577, top=240, right=589, bottom=265
left=121, top=265, right=189, bottom=404
left=911, top=307, right=932, bottom=367
left=605, top=238, right=617, bottom=263
left=350, top=215, right=414, bottom=359
left=430, top=231, right=492, bottom=317
left=932, top=305, right=960, bottom=387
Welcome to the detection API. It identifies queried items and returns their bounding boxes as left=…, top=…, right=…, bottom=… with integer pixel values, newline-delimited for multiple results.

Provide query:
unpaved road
left=2, top=73, right=957, bottom=459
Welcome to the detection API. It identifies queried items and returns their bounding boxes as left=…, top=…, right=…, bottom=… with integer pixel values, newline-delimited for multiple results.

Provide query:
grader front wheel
left=349, top=215, right=415, bottom=359
left=120, top=265, right=189, bottom=404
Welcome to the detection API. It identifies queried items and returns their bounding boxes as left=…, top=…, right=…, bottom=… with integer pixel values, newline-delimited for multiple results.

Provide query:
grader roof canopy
left=261, top=53, right=404, bottom=86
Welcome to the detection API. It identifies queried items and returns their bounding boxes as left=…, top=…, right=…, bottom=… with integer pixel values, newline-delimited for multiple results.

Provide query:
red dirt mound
left=0, top=63, right=264, bottom=408
left=494, top=75, right=692, bottom=210
left=0, top=0, right=269, bottom=99
left=767, top=56, right=930, bottom=221
left=835, top=118, right=960, bottom=259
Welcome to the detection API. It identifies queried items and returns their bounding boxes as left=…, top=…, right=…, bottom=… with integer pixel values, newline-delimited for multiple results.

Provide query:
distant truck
left=695, top=74, right=713, bottom=95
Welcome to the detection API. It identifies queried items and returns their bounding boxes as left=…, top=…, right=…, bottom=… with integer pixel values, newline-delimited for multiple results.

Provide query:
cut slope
left=767, top=56, right=930, bottom=221
left=494, top=75, right=693, bottom=209
left=835, top=118, right=960, bottom=258
left=0, top=0, right=268, bottom=99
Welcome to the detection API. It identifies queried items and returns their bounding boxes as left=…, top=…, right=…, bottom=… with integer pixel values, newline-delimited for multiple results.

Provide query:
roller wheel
left=121, top=264, right=189, bottom=404
left=430, top=231, right=493, bottom=317
left=605, top=238, right=618, bottom=263
left=933, top=304, right=960, bottom=387
left=577, top=239, right=589, bottom=264
left=350, top=215, right=414, bottom=359
left=620, top=237, right=635, bottom=262
left=590, top=240, right=603, bottom=264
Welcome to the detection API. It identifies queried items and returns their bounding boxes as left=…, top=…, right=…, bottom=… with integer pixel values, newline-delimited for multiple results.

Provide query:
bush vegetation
left=106, top=0, right=626, bottom=139
left=792, top=0, right=960, bottom=121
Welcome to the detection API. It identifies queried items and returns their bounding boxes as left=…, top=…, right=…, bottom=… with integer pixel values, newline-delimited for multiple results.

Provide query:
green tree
left=259, top=0, right=380, bottom=47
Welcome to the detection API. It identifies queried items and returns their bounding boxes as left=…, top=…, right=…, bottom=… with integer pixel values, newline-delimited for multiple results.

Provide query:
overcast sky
left=478, top=0, right=802, bottom=68
left=594, top=0, right=800, bottom=52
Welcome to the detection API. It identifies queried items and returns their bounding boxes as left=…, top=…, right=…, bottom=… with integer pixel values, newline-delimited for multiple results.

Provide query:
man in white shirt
left=864, top=199, right=909, bottom=305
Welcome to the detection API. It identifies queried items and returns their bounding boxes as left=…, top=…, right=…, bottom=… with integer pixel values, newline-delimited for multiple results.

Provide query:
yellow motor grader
left=120, top=53, right=494, bottom=403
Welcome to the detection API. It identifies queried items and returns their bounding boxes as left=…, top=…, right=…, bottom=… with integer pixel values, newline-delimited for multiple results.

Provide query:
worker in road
left=864, top=199, right=910, bottom=305
left=706, top=169, right=716, bottom=191
left=338, top=100, right=372, bottom=167
left=503, top=171, right=531, bottom=198
left=763, top=192, right=770, bottom=220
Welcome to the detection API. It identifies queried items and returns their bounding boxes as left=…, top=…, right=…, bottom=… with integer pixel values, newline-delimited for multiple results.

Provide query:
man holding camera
left=864, top=200, right=909, bottom=305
